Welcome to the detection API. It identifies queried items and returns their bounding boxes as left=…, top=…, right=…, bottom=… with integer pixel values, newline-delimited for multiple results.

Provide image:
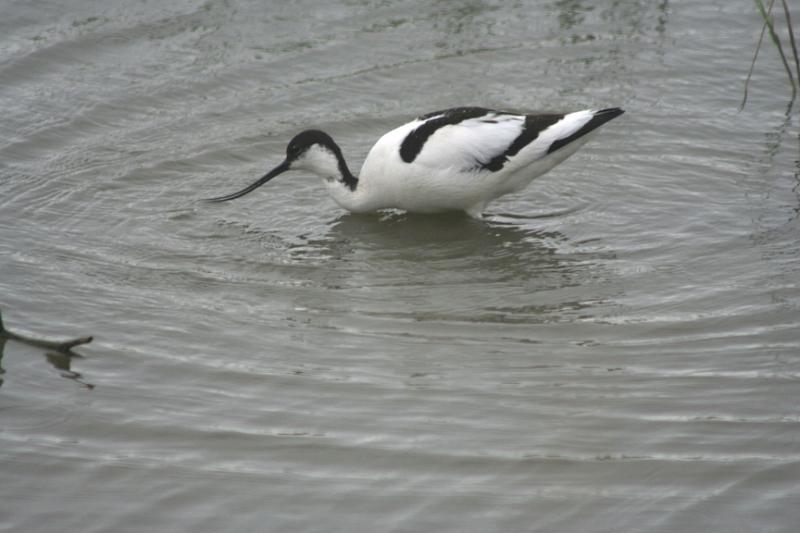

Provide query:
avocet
left=207, top=106, right=624, bottom=218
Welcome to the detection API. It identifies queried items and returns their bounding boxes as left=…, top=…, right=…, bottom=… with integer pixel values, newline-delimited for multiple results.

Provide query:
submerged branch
left=0, top=308, right=93, bottom=354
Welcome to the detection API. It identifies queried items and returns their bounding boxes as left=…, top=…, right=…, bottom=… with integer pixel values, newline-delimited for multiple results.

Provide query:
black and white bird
left=207, top=106, right=624, bottom=218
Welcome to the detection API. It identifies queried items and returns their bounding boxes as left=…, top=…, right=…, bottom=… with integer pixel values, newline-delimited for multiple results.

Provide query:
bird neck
left=334, top=154, right=359, bottom=192
left=321, top=157, right=363, bottom=211
left=302, top=142, right=359, bottom=192
left=296, top=142, right=368, bottom=211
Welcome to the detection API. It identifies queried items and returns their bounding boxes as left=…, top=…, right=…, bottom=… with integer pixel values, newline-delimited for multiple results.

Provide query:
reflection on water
left=553, top=0, right=594, bottom=31
left=306, top=211, right=566, bottom=266
left=553, top=0, right=670, bottom=40
left=281, top=212, right=611, bottom=325
left=43, top=352, right=94, bottom=390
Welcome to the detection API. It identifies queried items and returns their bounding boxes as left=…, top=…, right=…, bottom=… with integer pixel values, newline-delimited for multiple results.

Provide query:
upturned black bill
left=205, top=160, right=290, bottom=202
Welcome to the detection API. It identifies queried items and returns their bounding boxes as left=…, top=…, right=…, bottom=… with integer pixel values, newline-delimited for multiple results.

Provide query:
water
left=1, top=0, right=799, bottom=531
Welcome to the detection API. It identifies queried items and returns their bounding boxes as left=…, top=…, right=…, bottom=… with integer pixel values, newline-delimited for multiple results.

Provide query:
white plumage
left=207, top=106, right=624, bottom=218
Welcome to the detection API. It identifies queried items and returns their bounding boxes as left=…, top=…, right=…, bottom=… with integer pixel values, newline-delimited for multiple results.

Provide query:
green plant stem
left=781, top=0, right=800, bottom=89
left=742, top=1, right=773, bottom=110
left=755, top=0, right=797, bottom=98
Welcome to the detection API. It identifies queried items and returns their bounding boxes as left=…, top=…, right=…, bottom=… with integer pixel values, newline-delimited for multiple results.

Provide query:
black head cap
left=286, top=130, right=338, bottom=161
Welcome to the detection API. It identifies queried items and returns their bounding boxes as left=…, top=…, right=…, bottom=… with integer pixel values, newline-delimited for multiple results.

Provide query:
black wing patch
left=481, top=114, right=563, bottom=171
left=546, top=107, right=624, bottom=154
left=399, top=107, right=494, bottom=163
left=398, top=107, right=624, bottom=171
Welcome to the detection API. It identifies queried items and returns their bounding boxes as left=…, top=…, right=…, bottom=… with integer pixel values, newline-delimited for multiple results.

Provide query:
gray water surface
left=1, top=1, right=799, bottom=531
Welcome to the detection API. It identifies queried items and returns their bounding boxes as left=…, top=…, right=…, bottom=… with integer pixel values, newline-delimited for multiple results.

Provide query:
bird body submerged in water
left=207, top=106, right=624, bottom=218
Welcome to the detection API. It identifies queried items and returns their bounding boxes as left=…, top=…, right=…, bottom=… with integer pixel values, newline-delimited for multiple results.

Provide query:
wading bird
left=207, top=106, right=624, bottom=218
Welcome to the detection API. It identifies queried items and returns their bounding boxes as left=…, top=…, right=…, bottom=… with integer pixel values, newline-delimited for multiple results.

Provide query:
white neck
left=291, top=144, right=367, bottom=212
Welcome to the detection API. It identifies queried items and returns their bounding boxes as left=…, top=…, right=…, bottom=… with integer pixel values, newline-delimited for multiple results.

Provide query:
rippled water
left=2, top=1, right=799, bottom=531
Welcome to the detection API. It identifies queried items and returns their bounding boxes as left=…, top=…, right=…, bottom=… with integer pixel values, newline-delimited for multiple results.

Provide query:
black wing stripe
left=481, top=114, right=563, bottom=171
left=398, top=106, right=624, bottom=170
left=546, top=108, right=624, bottom=155
left=399, top=107, right=494, bottom=163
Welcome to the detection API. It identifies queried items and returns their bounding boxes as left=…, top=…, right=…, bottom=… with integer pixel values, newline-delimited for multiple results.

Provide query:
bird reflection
left=282, top=211, right=608, bottom=324
left=296, top=211, right=575, bottom=278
